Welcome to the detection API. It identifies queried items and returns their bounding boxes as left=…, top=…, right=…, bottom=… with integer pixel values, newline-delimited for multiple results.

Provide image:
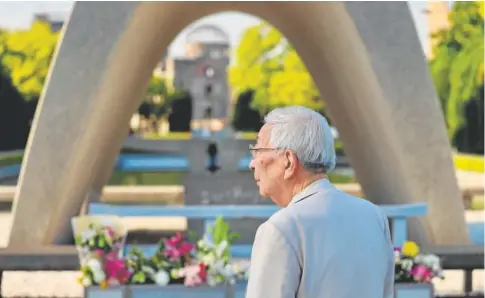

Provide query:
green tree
left=143, top=75, right=170, bottom=117
left=429, top=1, right=484, bottom=148
left=0, top=20, right=60, bottom=100
left=167, top=90, right=192, bottom=132
left=146, top=75, right=168, bottom=101
left=232, top=89, right=263, bottom=132
left=229, top=22, right=323, bottom=115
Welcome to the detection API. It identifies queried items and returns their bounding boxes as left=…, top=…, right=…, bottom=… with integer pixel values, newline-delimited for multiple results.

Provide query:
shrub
left=168, top=90, right=192, bottom=132
left=232, top=89, right=263, bottom=132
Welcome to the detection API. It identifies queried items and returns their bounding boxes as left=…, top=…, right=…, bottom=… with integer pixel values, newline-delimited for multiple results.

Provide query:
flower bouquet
left=78, top=215, right=251, bottom=298
left=394, top=241, right=444, bottom=283
left=124, top=216, right=249, bottom=287
left=125, top=232, right=195, bottom=286
left=72, top=216, right=130, bottom=287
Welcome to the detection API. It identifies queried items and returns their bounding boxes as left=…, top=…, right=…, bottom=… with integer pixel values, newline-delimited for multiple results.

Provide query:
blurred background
left=0, top=1, right=483, bottom=297
left=0, top=1, right=482, bottom=204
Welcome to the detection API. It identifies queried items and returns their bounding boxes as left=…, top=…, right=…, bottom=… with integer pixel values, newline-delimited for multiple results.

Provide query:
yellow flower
left=402, top=241, right=420, bottom=257
left=77, top=276, right=84, bottom=285
left=100, top=280, right=109, bottom=289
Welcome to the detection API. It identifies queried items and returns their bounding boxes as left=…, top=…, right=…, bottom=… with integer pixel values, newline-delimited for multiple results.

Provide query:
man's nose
left=249, top=158, right=255, bottom=171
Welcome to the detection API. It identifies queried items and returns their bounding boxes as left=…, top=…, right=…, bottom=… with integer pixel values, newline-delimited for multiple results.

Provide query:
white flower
left=202, top=253, right=216, bottom=266
left=423, top=254, right=440, bottom=267
left=216, top=240, right=228, bottom=256
left=82, top=277, right=92, bottom=287
left=414, top=255, right=424, bottom=264
left=154, top=270, right=170, bottom=286
left=142, top=265, right=156, bottom=276
left=223, top=264, right=235, bottom=277
left=81, top=229, right=96, bottom=242
left=206, top=275, right=218, bottom=287
left=401, top=259, right=413, bottom=271
left=92, top=270, right=106, bottom=284
left=198, top=237, right=215, bottom=250
left=211, top=260, right=225, bottom=273
left=87, top=258, right=102, bottom=271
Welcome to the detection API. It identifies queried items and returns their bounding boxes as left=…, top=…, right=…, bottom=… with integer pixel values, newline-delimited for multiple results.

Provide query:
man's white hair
left=264, top=106, right=336, bottom=173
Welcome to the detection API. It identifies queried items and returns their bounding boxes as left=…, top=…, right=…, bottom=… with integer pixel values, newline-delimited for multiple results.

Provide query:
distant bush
left=232, top=89, right=263, bottom=132
left=0, top=73, right=31, bottom=151
left=168, top=90, right=192, bottom=132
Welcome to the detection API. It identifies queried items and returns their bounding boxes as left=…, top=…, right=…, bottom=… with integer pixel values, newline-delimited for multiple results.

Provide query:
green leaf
left=229, top=22, right=325, bottom=115
left=428, top=1, right=484, bottom=146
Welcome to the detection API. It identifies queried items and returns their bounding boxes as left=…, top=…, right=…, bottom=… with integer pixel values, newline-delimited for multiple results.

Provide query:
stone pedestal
left=183, top=139, right=271, bottom=244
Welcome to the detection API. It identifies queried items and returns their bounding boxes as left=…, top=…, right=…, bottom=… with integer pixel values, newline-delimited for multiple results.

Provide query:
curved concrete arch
left=9, top=2, right=469, bottom=246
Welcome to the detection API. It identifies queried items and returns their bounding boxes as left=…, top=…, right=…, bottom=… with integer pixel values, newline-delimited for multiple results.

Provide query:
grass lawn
left=142, top=132, right=192, bottom=140
left=109, top=171, right=186, bottom=185
left=108, top=171, right=356, bottom=186
left=472, top=196, right=484, bottom=210
left=453, top=153, right=484, bottom=173
left=0, top=152, right=23, bottom=167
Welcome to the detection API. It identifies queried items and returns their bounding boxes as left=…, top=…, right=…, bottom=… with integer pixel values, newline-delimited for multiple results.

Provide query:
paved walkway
left=456, top=170, right=484, bottom=188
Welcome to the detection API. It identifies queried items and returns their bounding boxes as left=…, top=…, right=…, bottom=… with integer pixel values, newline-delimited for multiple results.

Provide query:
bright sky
left=0, top=1, right=439, bottom=56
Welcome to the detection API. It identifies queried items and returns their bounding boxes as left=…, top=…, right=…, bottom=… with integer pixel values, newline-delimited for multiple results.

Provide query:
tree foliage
left=429, top=1, right=484, bottom=150
left=0, top=72, right=31, bottom=151
left=167, top=90, right=193, bottom=132
left=232, top=89, right=263, bottom=132
left=229, top=22, right=323, bottom=115
left=147, top=76, right=168, bottom=101
left=0, top=20, right=60, bottom=100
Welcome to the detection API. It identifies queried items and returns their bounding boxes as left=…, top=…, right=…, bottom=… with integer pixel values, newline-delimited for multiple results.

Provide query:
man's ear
left=283, top=150, right=298, bottom=179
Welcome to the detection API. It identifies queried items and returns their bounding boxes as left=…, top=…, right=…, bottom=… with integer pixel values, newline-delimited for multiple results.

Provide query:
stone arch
left=8, top=2, right=469, bottom=247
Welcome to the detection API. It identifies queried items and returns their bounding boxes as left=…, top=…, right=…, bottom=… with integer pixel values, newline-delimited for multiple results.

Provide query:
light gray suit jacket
left=246, top=179, right=394, bottom=298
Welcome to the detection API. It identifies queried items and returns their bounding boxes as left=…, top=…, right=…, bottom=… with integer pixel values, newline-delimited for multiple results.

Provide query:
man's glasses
left=248, top=144, right=280, bottom=158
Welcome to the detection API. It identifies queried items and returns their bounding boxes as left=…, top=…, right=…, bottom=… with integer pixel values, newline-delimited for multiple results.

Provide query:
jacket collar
left=287, top=178, right=334, bottom=206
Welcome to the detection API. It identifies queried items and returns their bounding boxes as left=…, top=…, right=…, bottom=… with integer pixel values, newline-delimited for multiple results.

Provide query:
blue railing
left=88, top=203, right=428, bottom=257
left=116, top=154, right=190, bottom=171
left=115, top=154, right=252, bottom=172
left=1, top=154, right=254, bottom=174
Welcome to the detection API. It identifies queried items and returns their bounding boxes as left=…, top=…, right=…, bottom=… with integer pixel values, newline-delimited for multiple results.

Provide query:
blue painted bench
left=88, top=203, right=428, bottom=257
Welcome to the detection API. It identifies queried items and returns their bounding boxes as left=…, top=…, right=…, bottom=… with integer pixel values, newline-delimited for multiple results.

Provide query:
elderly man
left=246, top=106, right=394, bottom=298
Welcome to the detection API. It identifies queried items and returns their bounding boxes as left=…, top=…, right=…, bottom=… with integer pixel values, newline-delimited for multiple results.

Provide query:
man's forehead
left=257, top=124, right=271, bottom=144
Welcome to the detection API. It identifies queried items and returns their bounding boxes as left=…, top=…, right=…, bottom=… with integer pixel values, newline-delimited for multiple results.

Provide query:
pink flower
left=162, top=233, right=195, bottom=261
left=179, top=264, right=207, bottom=287
left=164, top=247, right=182, bottom=260
left=95, top=249, right=105, bottom=256
left=179, top=242, right=195, bottom=255
left=411, top=265, right=432, bottom=282
left=104, top=255, right=131, bottom=284
left=106, top=227, right=115, bottom=238
left=164, top=233, right=183, bottom=247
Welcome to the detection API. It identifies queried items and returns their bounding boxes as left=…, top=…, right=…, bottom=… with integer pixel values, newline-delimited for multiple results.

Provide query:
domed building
left=159, top=24, right=231, bottom=121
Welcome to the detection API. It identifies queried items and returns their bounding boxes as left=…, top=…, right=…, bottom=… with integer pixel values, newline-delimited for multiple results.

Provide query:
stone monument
left=8, top=2, right=470, bottom=247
